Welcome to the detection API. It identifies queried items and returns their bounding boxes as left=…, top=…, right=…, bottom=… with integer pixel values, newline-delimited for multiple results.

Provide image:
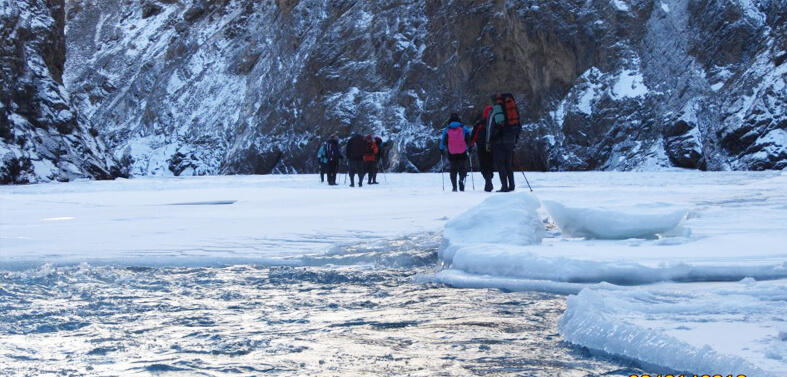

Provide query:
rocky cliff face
left=0, top=0, right=123, bottom=183
left=7, top=0, right=786, bottom=181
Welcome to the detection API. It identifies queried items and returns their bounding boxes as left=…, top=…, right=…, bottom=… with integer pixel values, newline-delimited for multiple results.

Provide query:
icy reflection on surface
left=0, top=240, right=638, bottom=376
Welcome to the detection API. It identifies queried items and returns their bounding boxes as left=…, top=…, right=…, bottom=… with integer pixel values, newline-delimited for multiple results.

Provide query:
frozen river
left=2, top=172, right=786, bottom=376
left=0, top=236, right=636, bottom=376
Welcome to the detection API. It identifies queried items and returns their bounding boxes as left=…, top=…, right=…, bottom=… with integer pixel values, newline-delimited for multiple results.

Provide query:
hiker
left=371, top=136, right=384, bottom=184
left=364, top=134, right=379, bottom=185
left=486, top=94, right=521, bottom=192
left=439, top=113, right=472, bottom=192
left=471, top=107, right=495, bottom=192
left=316, top=141, right=329, bottom=183
left=325, top=135, right=341, bottom=186
left=346, top=133, right=366, bottom=187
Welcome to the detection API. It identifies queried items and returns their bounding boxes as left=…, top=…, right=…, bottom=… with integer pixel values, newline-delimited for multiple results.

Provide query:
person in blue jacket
left=439, top=113, right=472, bottom=192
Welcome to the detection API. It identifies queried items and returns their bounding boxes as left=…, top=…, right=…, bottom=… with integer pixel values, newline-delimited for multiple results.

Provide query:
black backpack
left=326, top=140, right=340, bottom=160
left=347, top=134, right=366, bottom=160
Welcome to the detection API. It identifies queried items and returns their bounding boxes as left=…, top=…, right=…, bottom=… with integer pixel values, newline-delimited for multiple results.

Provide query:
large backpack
left=326, top=141, right=339, bottom=160
left=317, top=144, right=328, bottom=164
left=447, top=127, right=467, bottom=155
left=491, top=93, right=521, bottom=127
left=347, top=134, right=366, bottom=160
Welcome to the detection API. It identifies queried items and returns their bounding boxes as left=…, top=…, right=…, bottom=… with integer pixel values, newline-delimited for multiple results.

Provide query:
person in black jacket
left=471, top=107, right=495, bottom=192
left=316, top=141, right=329, bottom=183
left=325, top=135, right=341, bottom=186
left=486, top=95, right=520, bottom=192
left=346, top=133, right=366, bottom=187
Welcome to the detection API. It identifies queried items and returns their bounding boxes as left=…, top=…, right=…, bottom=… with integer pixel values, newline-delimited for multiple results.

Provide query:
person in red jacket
left=471, top=106, right=495, bottom=192
left=363, top=134, right=379, bottom=185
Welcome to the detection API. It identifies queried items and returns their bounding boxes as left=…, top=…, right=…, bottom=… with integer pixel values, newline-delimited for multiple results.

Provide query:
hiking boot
left=350, top=184, right=355, bottom=187
left=484, top=181, right=493, bottom=192
left=459, top=182, right=465, bottom=192
left=496, top=187, right=510, bottom=193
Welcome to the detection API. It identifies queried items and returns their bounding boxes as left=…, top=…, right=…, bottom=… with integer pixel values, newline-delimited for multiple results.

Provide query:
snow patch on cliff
left=611, top=0, right=630, bottom=12
left=612, top=69, right=649, bottom=100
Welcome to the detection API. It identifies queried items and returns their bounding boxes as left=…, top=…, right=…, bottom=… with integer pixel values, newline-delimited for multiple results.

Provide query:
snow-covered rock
left=0, top=0, right=123, bottom=184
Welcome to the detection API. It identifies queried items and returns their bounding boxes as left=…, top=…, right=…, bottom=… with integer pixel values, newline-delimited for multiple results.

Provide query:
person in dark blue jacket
left=325, top=135, right=341, bottom=186
left=439, top=113, right=472, bottom=192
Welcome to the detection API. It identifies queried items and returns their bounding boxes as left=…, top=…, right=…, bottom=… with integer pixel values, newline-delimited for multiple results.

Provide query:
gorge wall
left=2, top=0, right=785, bottom=182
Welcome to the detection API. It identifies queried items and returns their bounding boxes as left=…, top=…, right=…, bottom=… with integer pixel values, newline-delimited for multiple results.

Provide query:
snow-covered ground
left=1, top=171, right=786, bottom=375
left=0, top=174, right=484, bottom=268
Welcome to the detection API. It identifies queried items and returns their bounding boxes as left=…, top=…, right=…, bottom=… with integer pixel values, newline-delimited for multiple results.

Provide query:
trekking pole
left=440, top=154, right=445, bottom=191
left=467, top=150, right=475, bottom=191
left=513, top=151, right=534, bottom=192
left=522, top=170, right=533, bottom=192
left=381, top=156, right=387, bottom=183
left=343, top=161, right=348, bottom=185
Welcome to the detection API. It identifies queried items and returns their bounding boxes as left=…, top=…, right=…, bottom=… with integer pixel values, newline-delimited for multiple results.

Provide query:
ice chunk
left=543, top=201, right=688, bottom=239
left=559, top=284, right=783, bottom=376
left=439, top=193, right=543, bottom=263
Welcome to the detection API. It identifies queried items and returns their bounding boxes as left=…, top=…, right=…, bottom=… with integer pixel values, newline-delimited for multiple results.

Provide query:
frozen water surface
left=0, top=237, right=634, bottom=377
left=1, top=171, right=786, bottom=375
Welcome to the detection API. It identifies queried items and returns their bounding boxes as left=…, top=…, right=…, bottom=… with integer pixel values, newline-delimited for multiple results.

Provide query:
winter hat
left=449, top=113, right=461, bottom=123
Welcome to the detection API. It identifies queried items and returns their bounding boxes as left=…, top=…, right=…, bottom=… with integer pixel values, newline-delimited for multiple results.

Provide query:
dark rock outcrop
left=664, top=118, right=705, bottom=170
left=0, top=0, right=124, bottom=184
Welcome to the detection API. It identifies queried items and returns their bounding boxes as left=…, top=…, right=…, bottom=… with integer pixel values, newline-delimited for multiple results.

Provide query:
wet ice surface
left=0, top=239, right=636, bottom=377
